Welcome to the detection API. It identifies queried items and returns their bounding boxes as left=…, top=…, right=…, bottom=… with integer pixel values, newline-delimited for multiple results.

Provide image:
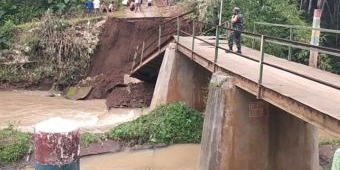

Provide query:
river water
left=22, top=144, right=200, bottom=170
left=81, top=144, right=200, bottom=170
left=0, top=90, right=148, bottom=132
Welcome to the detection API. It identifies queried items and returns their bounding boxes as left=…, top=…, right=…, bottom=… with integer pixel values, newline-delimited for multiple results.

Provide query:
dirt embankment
left=87, top=17, right=166, bottom=109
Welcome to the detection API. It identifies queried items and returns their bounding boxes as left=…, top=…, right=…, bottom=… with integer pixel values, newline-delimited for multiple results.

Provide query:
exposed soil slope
left=87, top=17, right=165, bottom=108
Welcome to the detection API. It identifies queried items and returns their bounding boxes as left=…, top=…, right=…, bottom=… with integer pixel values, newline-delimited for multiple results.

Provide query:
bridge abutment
left=200, top=72, right=319, bottom=170
left=151, top=43, right=211, bottom=111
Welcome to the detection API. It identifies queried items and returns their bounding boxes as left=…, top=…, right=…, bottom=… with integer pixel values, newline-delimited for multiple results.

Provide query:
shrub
left=27, top=12, right=96, bottom=90
left=0, top=126, right=30, bottom=165
left=106, top=102, right=204, bottom=145
left=0, top=20, right=16, bottom=50
left=80, top=132, right=105, bottom=147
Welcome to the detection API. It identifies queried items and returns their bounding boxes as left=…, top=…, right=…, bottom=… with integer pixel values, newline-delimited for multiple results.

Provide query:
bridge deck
left=176, top=36, right=340, bottom=135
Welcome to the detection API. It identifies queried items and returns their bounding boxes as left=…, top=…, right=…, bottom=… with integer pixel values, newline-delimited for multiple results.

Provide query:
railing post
left=158, top=25, right=161, bottom=52
left=252, top=22, right=256, bottom=49
left=309, top=9, right=321, bottom=68
left=131, top=49, right=137, bottom=72
left=226, top=21, right=230, bottom=45
left=191, top=20, right=196, bottom=60
left=177, top=16, right=180, bottom=49
left=288, top=27, right=293, bottom=60
left=140, top=42, right=145, bottom=65
left=214, top=25, right=220, bottom=72
left=257, top=35, right=265, bottom=99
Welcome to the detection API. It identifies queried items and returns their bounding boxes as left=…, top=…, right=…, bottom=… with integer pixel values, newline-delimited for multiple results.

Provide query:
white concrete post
left=309, top=9, right=321, bottom=68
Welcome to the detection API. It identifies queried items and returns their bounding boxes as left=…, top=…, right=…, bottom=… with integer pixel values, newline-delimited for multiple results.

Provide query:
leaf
left=0, top=10, right=6, bottom=18
left=64, top=0, right=70, bottom=4
left=48, top=0, right=53, bottom=4
left=10, top=5, right=17, bottom=10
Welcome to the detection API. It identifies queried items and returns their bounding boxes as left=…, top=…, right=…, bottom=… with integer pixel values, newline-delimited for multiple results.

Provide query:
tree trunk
left=308, top=0, right=313, bottom=14
left=317, top=0, right=326, bottom=17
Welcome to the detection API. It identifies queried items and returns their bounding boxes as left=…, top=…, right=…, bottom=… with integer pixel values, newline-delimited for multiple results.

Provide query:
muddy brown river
left=0, top=90, right=148, bottom=132
left=22, top=144, right=200, bottom=170
left=81, top=144, right=200, bottom=170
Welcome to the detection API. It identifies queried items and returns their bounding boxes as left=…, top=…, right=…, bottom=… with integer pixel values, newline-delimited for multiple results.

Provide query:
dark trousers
left=228, top=30, right=241, bottom=51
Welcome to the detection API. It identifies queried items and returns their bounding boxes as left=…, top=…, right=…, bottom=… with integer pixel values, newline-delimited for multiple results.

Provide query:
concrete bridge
left=130, top=14, right=340, bottom=170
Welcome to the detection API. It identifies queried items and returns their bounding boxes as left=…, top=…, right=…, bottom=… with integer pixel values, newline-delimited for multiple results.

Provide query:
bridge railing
left=131, top=12, right=340, bottom=97
left=175, top=19, right=340, bottom=99
left=251, top=22, right=340, bottom=60
left=131, top=10, right=195, bottom=72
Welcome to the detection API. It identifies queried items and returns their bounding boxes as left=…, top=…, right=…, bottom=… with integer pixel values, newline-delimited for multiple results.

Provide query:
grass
left=0, top=126, right=31, bottom=165
left=81, top=103, right=203, bottom=147
left=80, top=132, right=106, bottom=147
left=106, top=102, right=204, bottom=145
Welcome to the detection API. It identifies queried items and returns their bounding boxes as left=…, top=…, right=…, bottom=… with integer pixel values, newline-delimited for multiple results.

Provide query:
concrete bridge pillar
left=150, top=43, right=211, bottom=111
left=200, top=72, right=319, bottom=170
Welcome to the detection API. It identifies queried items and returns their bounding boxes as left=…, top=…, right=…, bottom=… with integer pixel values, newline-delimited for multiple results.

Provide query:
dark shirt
left=85, top=1, right=94, bottom=9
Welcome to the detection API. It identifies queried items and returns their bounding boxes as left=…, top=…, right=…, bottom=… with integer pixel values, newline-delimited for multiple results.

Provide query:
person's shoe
left=225, top=47, right=233, bottom=53
left=236, top=50, right=242, bottom=54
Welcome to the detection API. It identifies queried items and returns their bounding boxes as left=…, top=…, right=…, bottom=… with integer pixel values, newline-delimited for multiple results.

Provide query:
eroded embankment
left=87, top=17, right=167, bottom=109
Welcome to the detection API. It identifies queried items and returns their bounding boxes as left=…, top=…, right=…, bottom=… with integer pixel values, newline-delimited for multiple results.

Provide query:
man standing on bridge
left=227, top=7, right=244, bottom=54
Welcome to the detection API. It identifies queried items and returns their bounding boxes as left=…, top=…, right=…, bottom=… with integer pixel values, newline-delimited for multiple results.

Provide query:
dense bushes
left=25, top=13, right=99, bottom=90
left=106, top=102, right=204, bottom=145
left=0, top=0, right=85, bottom=26
left=0, top=20, right=15, bottom=50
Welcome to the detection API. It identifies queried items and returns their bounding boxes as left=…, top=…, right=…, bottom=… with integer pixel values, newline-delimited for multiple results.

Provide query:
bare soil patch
left=86, top=17, right=165, bottom=108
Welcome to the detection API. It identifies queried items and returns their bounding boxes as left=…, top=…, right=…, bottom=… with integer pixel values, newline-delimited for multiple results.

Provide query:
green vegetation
left=26, top=13, right=95, bottom=90
left=0, top=0, right=86, bottom=50
left=80, top=132, right=106, bottom=147
left=0, top=0, right=108, bottom=90
left=0, top=0, right=107, bottom=51
left=0, top=12, right=100, bottom=90
left=0, top=126, right=30, bottom=165
left=0, top=0, right=86, bottom=26
left=196, top=0, right=310, bottom=58
left=80, top=103, right=203, bottom=147
left=320, top=139, right=340, bottom=146
left=106, top=102, right=204, bottom=145
left=0, top=20, right=15, bottom=50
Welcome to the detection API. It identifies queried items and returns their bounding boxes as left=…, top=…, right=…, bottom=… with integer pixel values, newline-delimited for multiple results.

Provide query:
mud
left=105, top=82, right=154, bottom=109
left=87, top=17, right=166, bottom=108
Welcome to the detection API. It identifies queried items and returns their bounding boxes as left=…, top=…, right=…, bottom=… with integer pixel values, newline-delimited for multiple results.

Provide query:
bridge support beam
left=151, top=43, right=211, bottom=111
left=200, top=72, right=319, bottom=170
